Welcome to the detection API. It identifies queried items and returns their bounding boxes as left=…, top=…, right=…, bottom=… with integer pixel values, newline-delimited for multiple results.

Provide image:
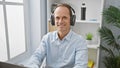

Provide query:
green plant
left=86, top=33, right=93, bottom=40
left=99, top=5, right=120, bottom=68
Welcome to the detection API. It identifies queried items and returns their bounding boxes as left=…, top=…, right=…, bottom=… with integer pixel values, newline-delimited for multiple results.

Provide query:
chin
left=58, top=29, right=66, bottom=32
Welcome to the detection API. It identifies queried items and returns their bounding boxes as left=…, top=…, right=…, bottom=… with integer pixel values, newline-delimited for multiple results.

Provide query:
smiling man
left=25, top=3, right=88, bottom=68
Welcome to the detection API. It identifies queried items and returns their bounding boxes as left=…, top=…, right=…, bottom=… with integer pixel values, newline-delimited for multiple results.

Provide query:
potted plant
left=99, top=5, right=120, bottom=68
left=86, top=33, right=93, bottom=44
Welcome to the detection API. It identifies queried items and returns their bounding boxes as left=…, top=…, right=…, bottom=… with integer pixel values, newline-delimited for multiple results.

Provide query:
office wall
left=29, top=0, right=41, bottom=53
left=29, top=0, right=47, bottom=53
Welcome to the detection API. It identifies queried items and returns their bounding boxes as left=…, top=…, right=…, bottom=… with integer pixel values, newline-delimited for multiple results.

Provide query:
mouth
left=57, top=25, right=65, bottom=28
left=57, top=24, right=65, bottom=26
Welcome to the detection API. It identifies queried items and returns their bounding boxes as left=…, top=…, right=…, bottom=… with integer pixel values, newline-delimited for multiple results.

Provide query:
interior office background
left=0, top=0, right=120, bottom=68
left=0, top=0, right=47, bottom=64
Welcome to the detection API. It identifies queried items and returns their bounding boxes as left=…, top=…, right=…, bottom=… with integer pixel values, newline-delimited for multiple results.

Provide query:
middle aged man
left=25, top=3, right=88, bottom=68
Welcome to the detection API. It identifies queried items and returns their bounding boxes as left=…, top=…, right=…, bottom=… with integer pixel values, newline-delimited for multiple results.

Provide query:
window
left=0, top=5, right=8, bottom=61
left=0, top=0, right=26, bottom=61
left=5, top=0, right=23, bottom=3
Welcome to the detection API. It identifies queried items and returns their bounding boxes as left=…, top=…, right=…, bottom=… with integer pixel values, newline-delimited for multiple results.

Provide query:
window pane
left=6, top=5, right=26, bottom=58
left=5, top=0, right=23, bottom=3
left=0, top=5, right=8, bottom=61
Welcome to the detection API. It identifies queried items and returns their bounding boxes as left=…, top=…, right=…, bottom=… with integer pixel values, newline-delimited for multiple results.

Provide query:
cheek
left=55, top=21, right=58, bottom=27
left=54, top=20, right=57, bottom=24
left=55, top=21, right=58, bottom=25
left=67, top=18, right=71, bottom=24
left=67, top=20, right=71, bottom=25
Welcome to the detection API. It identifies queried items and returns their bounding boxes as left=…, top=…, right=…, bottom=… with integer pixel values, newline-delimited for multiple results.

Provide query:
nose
left=58, top=18, right=64, bottom=24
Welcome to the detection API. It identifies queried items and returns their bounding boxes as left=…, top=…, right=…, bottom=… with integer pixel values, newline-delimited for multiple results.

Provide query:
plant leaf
left=99, top=27, right=120, bottom=50
left=118, top=35, right=120, bottom=39
left=103, top=56, right=120, bottom=68
left=103, top=6, right=120, bottom=25
left=100, top=45, right=115, bottom=57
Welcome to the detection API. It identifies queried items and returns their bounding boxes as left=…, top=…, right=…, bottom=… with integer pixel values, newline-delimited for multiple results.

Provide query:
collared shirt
left=25, top=30, right=88, bottom=68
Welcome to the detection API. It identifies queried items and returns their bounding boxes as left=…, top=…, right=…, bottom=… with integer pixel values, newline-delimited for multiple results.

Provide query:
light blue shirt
left=26, top=30, right=88, bottom=68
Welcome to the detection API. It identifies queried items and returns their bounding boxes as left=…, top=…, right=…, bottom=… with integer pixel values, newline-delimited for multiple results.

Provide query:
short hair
left=52, top=3, right=72, bottom=17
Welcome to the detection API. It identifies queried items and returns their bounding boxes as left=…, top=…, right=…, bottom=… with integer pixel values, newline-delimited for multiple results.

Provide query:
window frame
left=0, top=0, right=31, bottom=62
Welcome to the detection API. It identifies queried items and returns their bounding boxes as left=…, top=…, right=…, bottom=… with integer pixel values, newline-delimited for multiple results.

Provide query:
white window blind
left=6, top=5, right=26, bottom=58
left=0, top=5, right=8, bottom=61
left=0, top=1, right=26, bottom=61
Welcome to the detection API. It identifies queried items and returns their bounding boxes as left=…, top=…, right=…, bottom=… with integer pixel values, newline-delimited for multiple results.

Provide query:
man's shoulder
left=72, top=31, right=84, bottom=40
left=42, top=31, right=57, bottom=39
left=72, top=31, right=87, bottom=48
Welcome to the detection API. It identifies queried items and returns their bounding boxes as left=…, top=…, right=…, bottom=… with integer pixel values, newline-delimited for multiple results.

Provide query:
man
left=25, top=3, right=88, bottom=68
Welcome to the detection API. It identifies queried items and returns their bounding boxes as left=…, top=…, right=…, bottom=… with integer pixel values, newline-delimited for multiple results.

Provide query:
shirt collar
left=54, top=30, right=72, bottom=41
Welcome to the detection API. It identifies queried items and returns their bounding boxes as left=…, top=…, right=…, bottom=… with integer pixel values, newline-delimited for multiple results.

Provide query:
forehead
left=54, top=6, right=70, bottom=16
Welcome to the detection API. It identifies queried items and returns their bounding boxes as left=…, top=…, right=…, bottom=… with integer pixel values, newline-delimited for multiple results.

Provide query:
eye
left=63, top=16, right=67, bottom=20
left=55, top=17, right=60, bottom=20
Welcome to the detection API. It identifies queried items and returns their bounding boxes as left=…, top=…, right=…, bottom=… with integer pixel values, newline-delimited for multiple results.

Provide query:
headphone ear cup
left=71, top=15, right=76, bottom=26
left=50, top=14, right=55, bottom=25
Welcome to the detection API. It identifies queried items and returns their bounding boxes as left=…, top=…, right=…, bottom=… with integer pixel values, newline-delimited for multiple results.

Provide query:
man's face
left=54, top=6, right=71, bottom=32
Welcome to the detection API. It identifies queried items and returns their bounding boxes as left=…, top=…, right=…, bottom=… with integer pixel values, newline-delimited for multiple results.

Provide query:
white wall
left=29, top=0, right=41, bottom=53
left=29, top=0, right=47, bottom=53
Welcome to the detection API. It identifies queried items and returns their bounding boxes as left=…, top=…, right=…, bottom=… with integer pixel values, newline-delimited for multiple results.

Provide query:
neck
left=58, top=30, right=70, bottom=40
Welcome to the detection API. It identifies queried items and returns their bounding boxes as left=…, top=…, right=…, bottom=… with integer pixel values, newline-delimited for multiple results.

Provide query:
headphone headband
left=70, top=6, right=75, bottom=14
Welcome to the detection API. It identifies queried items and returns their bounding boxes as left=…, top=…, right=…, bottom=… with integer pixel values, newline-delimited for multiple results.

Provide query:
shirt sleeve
left=73, top=38, right=88, bottom=68
left=24, top=36, right=47, bottom=68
